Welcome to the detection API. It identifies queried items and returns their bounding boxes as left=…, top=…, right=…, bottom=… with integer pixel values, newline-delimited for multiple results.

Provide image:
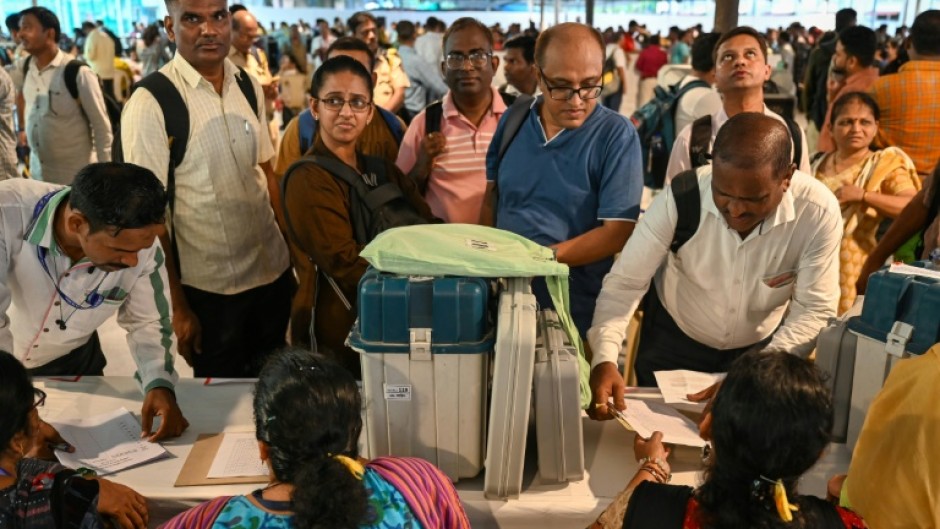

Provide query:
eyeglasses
left=537, top=67, right=602, bottom=101
left=32, top=388, right=47, bottom=409
left=445, top=51, right=492, bottom=70
left=316, top=97, right=372, bottom=113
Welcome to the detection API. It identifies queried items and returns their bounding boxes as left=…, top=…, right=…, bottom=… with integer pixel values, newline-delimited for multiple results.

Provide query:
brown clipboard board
left=174, top=433, right=269, bottom=487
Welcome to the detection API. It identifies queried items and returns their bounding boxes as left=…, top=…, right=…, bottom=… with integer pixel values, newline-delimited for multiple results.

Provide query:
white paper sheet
left=207, top=432, right=270, bottom=478
left=653, top=370, right=725, bottom=406
left=50, top=408, right=169, bottom=476
left=622, top=399, right=706, bottom=447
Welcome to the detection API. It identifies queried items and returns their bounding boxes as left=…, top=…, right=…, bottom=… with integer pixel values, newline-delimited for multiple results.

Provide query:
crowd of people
left=1, top=0, right=939, bottom=527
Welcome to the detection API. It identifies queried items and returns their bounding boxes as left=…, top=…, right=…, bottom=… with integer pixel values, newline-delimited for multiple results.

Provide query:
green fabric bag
left=360, top=224, right=592, bottom=408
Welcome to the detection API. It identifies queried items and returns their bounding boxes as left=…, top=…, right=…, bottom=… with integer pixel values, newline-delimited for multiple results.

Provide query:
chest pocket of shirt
left=752, top=270, right=797, bottom=311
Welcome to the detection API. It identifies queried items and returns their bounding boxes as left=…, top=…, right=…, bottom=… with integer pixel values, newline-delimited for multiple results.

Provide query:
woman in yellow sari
left=812, top=91, right=921, bottom=313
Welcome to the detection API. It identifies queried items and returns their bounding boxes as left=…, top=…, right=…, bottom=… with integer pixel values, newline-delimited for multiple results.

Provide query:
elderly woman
left=0, top=351, right=149, bottom=529
left=812, top=91, right=921, bottom=313
left=591, top=351, right=866, bottom=529
left=161, top=349, right=469, bottom=529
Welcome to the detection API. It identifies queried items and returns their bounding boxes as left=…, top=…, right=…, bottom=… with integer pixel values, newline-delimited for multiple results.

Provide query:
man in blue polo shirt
left=482, top=22, right=643, bottom=343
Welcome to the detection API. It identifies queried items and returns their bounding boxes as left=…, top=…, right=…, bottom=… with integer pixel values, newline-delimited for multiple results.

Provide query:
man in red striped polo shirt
left=396, top=17, right=508, bottom=224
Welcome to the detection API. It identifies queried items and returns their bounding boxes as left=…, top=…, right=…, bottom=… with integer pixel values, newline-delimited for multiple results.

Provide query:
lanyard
left=31, top=191, right=107, bottom=311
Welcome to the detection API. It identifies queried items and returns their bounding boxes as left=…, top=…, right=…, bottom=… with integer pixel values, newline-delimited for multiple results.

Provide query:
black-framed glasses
left=445, top=51, right=492, bottom=70
left=316, top=96, right=372, bottom=113
left=32, top=388, right=47, bottom=409
left=537, top=66, right=603, bottom=101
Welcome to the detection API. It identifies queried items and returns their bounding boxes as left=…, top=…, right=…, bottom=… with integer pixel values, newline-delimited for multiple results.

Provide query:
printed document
left=654, top=370, right=725, bottom=406
left=207, top=432, right=270, bottom=478
left=50, top=408, right=169, bottom=475
left=622, top=399, right=707, bottom=447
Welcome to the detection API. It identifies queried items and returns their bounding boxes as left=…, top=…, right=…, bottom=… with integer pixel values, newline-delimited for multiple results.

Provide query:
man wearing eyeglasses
left=481, top=22, right=643, bottom=353
left=397, top=17, right=511, bottom=225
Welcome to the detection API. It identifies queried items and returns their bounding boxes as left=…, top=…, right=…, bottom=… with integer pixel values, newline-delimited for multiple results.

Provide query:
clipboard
left=175, top=433, right=269, bottom=487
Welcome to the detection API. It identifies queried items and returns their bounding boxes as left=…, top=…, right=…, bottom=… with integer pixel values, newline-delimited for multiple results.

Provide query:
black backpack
left=112, top=68, right=259, bottom=274
left=280, top=155, right=429, bottom=248
left=24, top=56, right=123, bottom=140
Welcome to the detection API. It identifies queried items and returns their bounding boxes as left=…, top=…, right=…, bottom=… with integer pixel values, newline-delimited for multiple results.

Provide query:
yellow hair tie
left=772, top=478, right=799, bottom=522
left=332, top=454, right=365, bottom=481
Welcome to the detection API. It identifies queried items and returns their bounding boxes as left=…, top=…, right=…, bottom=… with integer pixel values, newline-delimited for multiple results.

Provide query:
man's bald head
left=713, top=113, right=793, bottom=178
left=534, top=22, right=605, bottom=67
left=231, top=8, right=259, bottom=54
left=231, top=9, right=256, bottom=32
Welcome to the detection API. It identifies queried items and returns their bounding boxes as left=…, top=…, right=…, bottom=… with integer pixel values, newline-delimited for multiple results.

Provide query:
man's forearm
left=157, top=231, right=188, bottom=310
left=865, top=188, right=929, bottom=267
left=554, top=221, right=635, bottom=267
left=479, top=183, right=496, bottom=226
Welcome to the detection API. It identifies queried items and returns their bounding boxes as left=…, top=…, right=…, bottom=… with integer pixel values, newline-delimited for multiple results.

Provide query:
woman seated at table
left=0, top=351, right=149, bottom=529
left=281, top=55, right=434, bottom=374
left=161, top=349, right=469, bottom=529
left=590, top=351, right=866, bottom=529
left=812, top=91, right=921, bottom=314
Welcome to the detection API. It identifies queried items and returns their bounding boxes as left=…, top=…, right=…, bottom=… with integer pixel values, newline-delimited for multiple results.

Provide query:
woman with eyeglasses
left=161, top=349, right=470, bottom=529
left=280, top=55, right=434, bottom=376
left=0, top=350, right=149, bottom=529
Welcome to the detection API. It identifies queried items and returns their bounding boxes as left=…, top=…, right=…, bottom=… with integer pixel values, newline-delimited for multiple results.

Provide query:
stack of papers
left=207, top=432, right=269, bottom=478
left=622, top=399, right=706, bottom=448
left=49, top=408, right=169, bottom=476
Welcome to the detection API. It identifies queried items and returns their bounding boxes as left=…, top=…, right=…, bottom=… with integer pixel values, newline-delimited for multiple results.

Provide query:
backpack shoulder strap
left=496, top=94, right=534, bottom=166
left=235, top=67, right=259, bottom=117
left=670, top=169, right=701, bottom=254
left=784, top=117, right=803, bottom=166
left=675, top=79, right=709, bottom=99
left=298, top=108, right=317, bottom=154
left=134, top=72, right=189, bottom=171
left=689, top=115, right=712, bottom=169
left=424, top=100, right=443, bottom=135
left=22, top=55, right=31, bottom=77
left=64, top=60, right=85, bottom=100
left=498, top=90, right=517, bottom=107
left=377, top=107, right=404, bottom=145
left=622, top=481, right=693, bottom=529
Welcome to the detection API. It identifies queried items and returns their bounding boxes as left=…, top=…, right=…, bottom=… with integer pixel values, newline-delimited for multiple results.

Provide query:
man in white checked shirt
left=120, top=0, right=292, bottom=378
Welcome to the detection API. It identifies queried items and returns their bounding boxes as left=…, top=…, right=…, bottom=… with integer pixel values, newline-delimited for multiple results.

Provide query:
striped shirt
left=0, top=67, right=16, bottom=179
left=121, top=53, right=288, bottom=295
left=871, top=60, right=940, bottom=176
left=396, top=88, right=507, bottom=224
left=0, top=180, right=177, bottom=392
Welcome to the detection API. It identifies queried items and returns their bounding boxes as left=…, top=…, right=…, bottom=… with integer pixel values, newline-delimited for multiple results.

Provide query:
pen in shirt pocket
left=244, top=119, right=250, bottom=135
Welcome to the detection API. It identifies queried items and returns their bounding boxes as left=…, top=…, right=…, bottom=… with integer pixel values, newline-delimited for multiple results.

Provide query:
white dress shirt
left=0, top=180, right=178, bottom=393
left=121, top=54, right=288, bottom=295
left=665, top=105, right=811, bottom=185
left=588, top=167, right=842, bottom=368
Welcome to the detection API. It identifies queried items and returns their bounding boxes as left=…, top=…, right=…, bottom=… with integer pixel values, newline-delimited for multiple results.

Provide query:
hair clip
left=330, top=454, right=365, bottom=480
left=758, top=475, right=799, bottom=522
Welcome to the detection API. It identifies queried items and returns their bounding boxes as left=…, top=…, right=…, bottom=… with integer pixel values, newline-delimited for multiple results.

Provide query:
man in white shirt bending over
left=588, top=113, right=841, bottom=419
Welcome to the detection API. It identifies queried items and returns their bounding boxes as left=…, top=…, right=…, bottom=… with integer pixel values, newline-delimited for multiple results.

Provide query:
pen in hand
left=48, top=442, right=75, bottom=453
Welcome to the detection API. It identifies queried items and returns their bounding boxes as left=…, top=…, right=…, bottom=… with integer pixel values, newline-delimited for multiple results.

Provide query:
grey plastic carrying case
left=534, top=309, right=585, bottom=482
left=484, top=278, right=537, bottom=500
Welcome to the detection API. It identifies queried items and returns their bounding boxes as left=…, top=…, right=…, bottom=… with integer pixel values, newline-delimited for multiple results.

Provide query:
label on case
left=384, top=384, right=412, bottom=401
left=465, top=239, right=497, bottom=252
